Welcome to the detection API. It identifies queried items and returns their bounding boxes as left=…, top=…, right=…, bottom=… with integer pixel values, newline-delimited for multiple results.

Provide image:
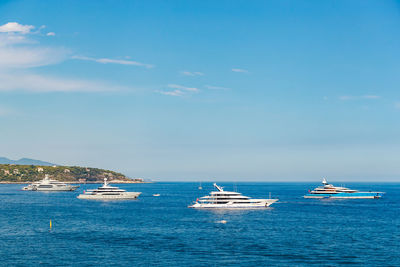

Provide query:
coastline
left=0, top=181, right=153, bottom=184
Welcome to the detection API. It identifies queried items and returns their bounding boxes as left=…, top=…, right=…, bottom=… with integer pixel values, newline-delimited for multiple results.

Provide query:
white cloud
left=0, top=23, right=68, bottom=69
left=205, top=85, right=230, bottom=90
left=46, top=32, right=55, bottom=36
left=168, top=84, right=199, bottom=92
left=0, top=72, right=125, bottom=93
left=180, top=71, right=204, bottom=76
left=0, top=22, right=136, bottom=94
left=156, top=84, right=199, bottom=97
left=72, top=56, right=154, bottom=68
left=232, top=68, right=249, bottom=73
left=0, top=46, right=68, bottom=69
left=156, top=89, right=185, bottom=97
left=0, top=34, right=30, bottom=46
left=0, top=22, right=34, bottom=34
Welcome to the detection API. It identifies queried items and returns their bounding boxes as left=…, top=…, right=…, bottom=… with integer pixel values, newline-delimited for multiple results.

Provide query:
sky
left=1, top=0, right=400, bottom=181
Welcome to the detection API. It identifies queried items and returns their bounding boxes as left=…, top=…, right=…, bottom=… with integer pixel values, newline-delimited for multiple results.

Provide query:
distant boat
left=189, top=183, right=278, bottom=209
left=153, top=194, right=160, bottom=197
left=77, top=178, right=141, bottom=200
left=22, top=174, right=79, bottom=191
left=304, top=178, right=384, bottom=199
left=198, top=182, right=202, bottom=190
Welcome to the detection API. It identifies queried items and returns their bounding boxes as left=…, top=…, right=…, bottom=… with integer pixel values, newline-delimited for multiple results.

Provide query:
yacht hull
left=23, top=185, right=79, bottom=191
left=304, top=192, right=384, bottom=199
left=188, top=199, right=278, bottom=209
left=77, top=192, right=141, bottom=200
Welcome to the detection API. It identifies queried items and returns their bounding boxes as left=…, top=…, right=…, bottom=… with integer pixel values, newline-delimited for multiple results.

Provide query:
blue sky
left=1, top=0, right=400, bottom=181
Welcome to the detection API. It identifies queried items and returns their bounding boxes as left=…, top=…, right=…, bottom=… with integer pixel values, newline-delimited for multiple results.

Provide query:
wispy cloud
left=0, top=46, right=69, bottom=69
left=180, top=71, right=204, bottom=76
left=156, top=89, right=185, bottom=97
left=232, top=68, right=249, bottom=73
left=0, top=22, right=35, bottom=34
left=0, top=22, right=135, bottom=93
left=46, top=32, right=55, bottom=36
left=0, top=73, right=125, bottom=92
left=0, top=34, right=29, bottom=46
left=167, top=84, right=199, bottom=92
left=156, top=84, right=199, bottom=97
left=72, top=56, right=154, bottom=68
left=205, top=85, right=230, bottom=90
left=0, top=22, right=68, bottom=69
left=339, top=95, right=381, bottom=101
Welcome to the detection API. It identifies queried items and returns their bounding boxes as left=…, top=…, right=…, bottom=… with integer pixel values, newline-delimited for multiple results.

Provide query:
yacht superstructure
left=188, top=183, right=278, bottom=209
left=77, top=178, right=141, bottom=200
left=304, top=178, right=384, bottom=199
left=22, top=174, right=79, bottom=191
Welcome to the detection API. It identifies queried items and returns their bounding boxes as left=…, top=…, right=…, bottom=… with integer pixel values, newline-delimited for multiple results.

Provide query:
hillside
left=0, top=157, right=56, bottom=166
left=0, top=164, right=133, bottom=183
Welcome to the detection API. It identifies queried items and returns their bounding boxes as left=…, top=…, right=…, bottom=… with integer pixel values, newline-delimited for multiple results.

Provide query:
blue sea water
left=0, top=182, right=399, bottom=266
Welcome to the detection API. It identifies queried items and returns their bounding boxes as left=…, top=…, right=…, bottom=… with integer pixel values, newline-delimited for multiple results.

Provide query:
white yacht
left=304, top=178, right=384, bottom=199
left=77, top=178, right=141, bottom=200
left=22, top=174, right=79, bottom=191
left=188, top=183, right=278, bottom=209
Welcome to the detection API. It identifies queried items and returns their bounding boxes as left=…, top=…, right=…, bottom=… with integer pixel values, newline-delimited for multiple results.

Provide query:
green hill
left=0, top=157, right=56, bottom=166
left=0, top=164, right=131, bottom=183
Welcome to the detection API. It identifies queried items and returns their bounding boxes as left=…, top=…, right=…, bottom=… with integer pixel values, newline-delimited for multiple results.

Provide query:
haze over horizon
left=1, top=1, right=400, bottom=181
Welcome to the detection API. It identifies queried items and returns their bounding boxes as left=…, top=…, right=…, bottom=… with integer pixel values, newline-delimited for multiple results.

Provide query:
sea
left=0, top=182, right=399, bottom=266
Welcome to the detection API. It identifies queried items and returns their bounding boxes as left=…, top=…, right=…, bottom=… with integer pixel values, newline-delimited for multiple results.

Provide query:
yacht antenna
left=213, top=183, right=224, bottom=192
